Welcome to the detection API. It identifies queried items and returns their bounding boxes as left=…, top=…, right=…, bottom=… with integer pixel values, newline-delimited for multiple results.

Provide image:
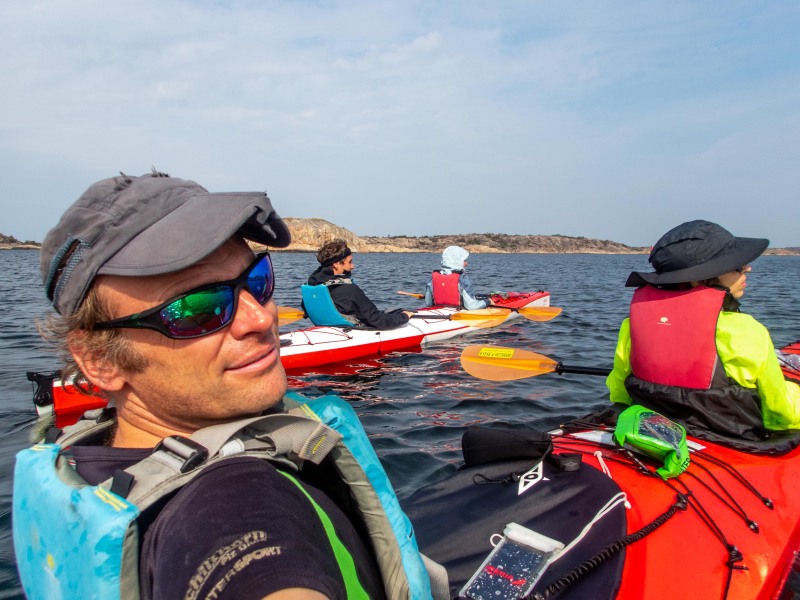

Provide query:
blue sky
left=1, top=1, right=798, bottom=247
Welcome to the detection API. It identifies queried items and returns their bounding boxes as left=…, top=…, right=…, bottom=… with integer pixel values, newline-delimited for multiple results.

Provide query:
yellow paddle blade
left=411, top=307, right=510, bottom=328
left=449, top=307, right=511, bottom=320
left=277, top=306, right=305, bottom=326
left=515, top=305, right=563, bottom=322
left=460, top=345, right=559, bottom=381
left=449, top=307, right=511, bottom=328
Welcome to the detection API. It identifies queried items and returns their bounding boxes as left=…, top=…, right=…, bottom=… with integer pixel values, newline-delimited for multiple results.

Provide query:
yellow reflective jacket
left=607, top=311, right=800, bottom=430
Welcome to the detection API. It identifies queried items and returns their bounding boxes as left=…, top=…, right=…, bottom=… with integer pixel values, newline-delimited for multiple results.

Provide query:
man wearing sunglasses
left=21, top=171, right=390, bottom=599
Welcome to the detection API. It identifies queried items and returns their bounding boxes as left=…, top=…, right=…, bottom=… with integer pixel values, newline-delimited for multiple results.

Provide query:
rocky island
left=3, top=219, right=797, bottom=255
left=271, top=219, right=797, bottom=255
left=0, top=234, right=39, bottom=249
left=273, top=218, right=650, bottom=254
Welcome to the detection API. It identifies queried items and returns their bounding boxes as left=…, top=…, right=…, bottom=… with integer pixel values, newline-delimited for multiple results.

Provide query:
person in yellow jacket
left=607, top=220, right=800, bottom=440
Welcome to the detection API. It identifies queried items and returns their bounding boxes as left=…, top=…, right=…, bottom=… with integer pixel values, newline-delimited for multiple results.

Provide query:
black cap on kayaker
left=40, top=169, right=291, bottom=317
left=625, top=220, right=769, bottom=288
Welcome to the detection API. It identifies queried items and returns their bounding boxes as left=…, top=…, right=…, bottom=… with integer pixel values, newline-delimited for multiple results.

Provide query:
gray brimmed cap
left=41, top=171, right=291, bottom=316
left=625, top=220, right=768, bottom=287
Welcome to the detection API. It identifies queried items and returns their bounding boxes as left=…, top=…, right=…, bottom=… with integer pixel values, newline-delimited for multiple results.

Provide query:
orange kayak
left=560, top=429, right=800, bottom=599
left=403, top=423, right=800, bottom=599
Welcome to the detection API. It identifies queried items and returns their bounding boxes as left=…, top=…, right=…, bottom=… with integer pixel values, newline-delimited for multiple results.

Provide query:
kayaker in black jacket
left=307, top=238, right=413, bottom=329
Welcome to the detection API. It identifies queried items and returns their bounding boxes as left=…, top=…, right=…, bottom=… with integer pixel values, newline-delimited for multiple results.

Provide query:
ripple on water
left=1, top=251, right=797, bottom=599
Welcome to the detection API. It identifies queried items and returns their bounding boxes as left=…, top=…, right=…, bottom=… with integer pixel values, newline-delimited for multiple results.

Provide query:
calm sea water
left=1, top=249, right=798, bottom=598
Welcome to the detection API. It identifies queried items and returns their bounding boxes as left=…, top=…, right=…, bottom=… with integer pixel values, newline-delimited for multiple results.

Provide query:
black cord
left=692, top=450, right=773, bottom=508
left=527, top=494, right=689, bottom=600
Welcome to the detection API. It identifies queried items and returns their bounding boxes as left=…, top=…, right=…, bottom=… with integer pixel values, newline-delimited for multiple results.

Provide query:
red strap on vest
left=629, top=286, right=726, bottom=389
left=431, top=272, right=461, bottom=306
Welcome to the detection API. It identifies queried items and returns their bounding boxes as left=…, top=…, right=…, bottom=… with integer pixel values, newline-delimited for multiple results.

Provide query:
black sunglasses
left=94, top=253, right=275, bottom=339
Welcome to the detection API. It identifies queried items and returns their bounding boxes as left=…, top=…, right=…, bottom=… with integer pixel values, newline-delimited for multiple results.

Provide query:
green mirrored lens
left=160, top=286, right=234, bottom=336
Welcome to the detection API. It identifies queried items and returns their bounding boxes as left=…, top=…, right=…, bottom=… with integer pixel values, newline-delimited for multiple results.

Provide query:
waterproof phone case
left=460, top=522, right=564, bottom=600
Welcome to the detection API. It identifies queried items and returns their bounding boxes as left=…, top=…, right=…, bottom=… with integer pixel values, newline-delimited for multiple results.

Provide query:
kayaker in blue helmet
left=305, top=238, right=413, bottom=329
left=424, top=246, right=492, bottom=309
left=16, top=171, right=437, bottom=600
left=607, top=220, right=800, bottom=441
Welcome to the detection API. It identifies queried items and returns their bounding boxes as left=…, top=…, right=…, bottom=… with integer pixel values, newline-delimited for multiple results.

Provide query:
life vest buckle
left=153, top=435, right=209, bottom=473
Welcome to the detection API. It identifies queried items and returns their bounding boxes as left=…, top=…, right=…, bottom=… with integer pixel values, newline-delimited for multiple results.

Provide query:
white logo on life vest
left=658, top=316, right=670, bottom=325
left=518, top=461, right=549, bottom=496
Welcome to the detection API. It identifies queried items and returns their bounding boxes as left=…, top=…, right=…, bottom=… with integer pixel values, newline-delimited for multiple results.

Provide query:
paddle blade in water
left=411, top=308, right=510, bottom=328
left=460, top=345, right=559, bottom=381
left=515, top=305, right=563, bottom=322
left=277, top=306, right=305, bottom=326
left=449, top=307, right=511, bottom=328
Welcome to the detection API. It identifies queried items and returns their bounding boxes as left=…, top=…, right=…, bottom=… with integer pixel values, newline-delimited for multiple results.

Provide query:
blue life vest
left=301, top=284, right=356, bottom=327
left=13, top=394, right=436, bottom=600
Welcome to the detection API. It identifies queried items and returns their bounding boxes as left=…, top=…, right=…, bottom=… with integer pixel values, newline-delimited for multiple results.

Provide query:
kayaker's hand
left=403, top=311, right=414, bottom=318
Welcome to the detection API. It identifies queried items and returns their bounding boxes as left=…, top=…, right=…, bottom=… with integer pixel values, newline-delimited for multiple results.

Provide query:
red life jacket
left=629, top=285, right=726, bottom=389
left=624, top=285, right=800, bottom=448
left=431, top=271, right=461, bottom=307
left=625, top=285, right=777, bottom=446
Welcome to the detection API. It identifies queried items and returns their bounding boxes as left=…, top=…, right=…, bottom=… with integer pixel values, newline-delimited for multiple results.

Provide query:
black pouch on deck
left=462, top=427, right=553, bottom=467
left=402, top=456, right=626, bottom=599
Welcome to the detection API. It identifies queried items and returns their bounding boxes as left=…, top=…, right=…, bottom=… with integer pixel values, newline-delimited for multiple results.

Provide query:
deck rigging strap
left=681, top=464, right=759, bottom=532
left=692, top=449, right=774, bottom=508
left=554, top=438, right=748, bottom=600
left=527, top=493, right=689, bottom=600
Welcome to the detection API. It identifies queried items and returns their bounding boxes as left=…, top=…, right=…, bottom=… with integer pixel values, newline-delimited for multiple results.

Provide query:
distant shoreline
left=4, top=245, right=798, bottom=256
left=3, top=218, right=798, bottom=256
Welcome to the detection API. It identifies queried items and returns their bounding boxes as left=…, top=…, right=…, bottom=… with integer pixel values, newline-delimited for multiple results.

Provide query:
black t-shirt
left=72, top=447, right=386, bottom=600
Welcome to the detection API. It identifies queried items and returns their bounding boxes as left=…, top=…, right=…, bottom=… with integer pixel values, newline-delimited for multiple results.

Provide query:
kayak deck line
left=289, top=326, right=357, bottom=345
left=557, top=432, right=800, bottom=600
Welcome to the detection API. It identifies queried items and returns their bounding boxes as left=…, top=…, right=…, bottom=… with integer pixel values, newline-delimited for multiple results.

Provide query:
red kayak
left=560, top=428, right=800, bottom=599
left=403, top=418, right=800, bottom=600
left=779, top=340, right=800, bottom=384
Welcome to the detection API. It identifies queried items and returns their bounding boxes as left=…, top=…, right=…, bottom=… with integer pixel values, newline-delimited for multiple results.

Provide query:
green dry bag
left=613, top=405, right=690, bottom=479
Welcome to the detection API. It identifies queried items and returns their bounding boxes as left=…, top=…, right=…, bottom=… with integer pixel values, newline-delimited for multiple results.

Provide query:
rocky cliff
left=278, top=218, right=649, bottom=254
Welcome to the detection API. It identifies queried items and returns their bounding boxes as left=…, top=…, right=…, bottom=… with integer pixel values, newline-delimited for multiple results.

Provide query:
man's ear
left=67, top=331, right=126, bottom=392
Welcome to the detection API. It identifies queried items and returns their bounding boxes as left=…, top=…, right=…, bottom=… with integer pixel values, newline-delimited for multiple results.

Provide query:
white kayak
left=280, top=291, right=552, bottom=371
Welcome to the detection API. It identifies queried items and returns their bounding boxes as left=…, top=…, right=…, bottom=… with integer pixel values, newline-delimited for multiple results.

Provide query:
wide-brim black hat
left=625, top=220, right=769, bottom=287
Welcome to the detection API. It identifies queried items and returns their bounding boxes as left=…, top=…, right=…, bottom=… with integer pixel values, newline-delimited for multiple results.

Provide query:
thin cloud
left=1, top=0, right=797, bottom=247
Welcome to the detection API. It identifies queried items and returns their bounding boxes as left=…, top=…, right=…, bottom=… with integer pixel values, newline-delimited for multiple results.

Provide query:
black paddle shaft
left=556, top=363, right=612, bottom=376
